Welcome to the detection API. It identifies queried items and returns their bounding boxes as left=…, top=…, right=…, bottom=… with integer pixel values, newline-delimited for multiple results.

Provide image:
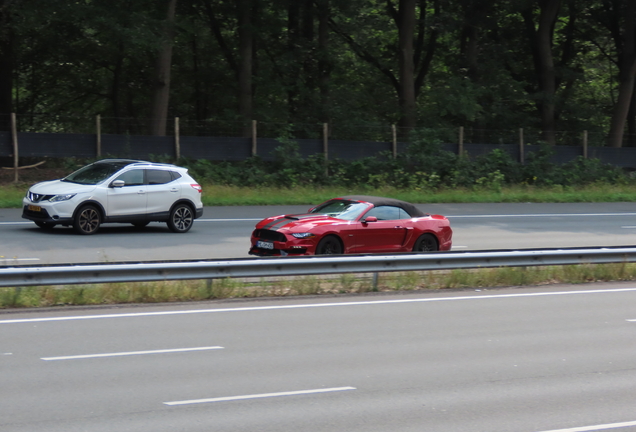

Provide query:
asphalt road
left=2, top=202, right=636, bottom=265
left=3, top=284, right=636, bottom=432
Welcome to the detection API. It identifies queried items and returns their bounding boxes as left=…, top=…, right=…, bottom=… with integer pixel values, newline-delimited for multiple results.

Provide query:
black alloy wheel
left=412, top=233, right=438, bottom=252
left=168, top=203, right=194, bottom=233
left=315, top=235, right=343, bottom=255
left=74, top=205, right=101, bottom=235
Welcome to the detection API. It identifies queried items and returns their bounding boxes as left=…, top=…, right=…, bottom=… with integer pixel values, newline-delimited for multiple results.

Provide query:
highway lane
left=2, top=284, right=636, bottom=431
left=2, top=202, right=636, bottom=265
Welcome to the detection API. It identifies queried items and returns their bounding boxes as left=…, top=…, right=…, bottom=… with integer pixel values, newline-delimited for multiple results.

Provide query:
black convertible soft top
left=338, top=195, right=427, bottom=218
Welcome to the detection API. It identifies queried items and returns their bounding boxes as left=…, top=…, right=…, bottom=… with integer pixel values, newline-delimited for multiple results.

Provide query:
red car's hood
left=256, top=213, right=346, bottom=232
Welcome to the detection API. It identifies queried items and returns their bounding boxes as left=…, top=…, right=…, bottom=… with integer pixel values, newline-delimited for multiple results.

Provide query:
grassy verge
left=4, top=183, right=636, bottom=208
left=2, top=263, right=635, bottom=309
left=194, top=183, right=636, bottom=206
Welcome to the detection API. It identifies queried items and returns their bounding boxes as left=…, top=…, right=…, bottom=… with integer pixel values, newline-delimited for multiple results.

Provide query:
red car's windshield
left=309, top=200, right=369, bottom=221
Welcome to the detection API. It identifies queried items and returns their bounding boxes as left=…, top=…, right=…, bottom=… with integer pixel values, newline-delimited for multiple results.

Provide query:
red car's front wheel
left=316, top=235, right=343, bottom=255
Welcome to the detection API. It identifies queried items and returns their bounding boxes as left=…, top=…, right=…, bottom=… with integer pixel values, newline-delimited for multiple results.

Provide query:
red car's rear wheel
left=413, top=234, right=438, bottom=252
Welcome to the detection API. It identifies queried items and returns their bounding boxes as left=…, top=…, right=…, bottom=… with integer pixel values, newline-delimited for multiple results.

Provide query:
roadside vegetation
left=2, top=263, right=636, bottom=309
left=1, top=136, right=635, bottom=207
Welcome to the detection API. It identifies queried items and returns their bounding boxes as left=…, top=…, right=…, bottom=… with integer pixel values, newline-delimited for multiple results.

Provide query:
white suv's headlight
left=49, top=193, right=76, bottom=202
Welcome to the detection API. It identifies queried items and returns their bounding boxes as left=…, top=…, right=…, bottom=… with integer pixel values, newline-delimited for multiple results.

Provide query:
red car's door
left=353, top=206, right=410, bottom=253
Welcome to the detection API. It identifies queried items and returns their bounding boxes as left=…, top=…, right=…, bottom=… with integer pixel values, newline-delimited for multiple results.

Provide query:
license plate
left=257, top=240, right=274, bottom=250
left=28, top=205, right=42, bottom=212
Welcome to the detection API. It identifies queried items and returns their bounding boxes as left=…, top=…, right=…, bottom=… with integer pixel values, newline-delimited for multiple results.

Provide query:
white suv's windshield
left=63, top=162, right=133, bottom=185
left=310, top=200, right=369, bottom=221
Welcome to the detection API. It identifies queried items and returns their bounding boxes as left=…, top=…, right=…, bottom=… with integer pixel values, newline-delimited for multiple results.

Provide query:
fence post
left=392, top=124, right=397, bottom=159
left=174, top=117, right=180, bottom=160
left=583, top=130, right=588, bottom=159
left=458, top=126, right=464, bottom=157
left=519, top=128, right=524, bottom=165
left=323, top=123, right=329, bottom=176
left=96, top=115, right=102, bottom=158
left=252, top=120, right=257, bottom=157
left=11, top=113, right=18, bottom=183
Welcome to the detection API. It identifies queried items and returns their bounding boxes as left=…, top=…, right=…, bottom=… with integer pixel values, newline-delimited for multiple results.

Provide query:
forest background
left=0, top=0, right=635, bottom=149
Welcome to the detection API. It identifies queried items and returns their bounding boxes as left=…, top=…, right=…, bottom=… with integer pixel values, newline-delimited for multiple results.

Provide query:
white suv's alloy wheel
left=74, top=206, right=101, bottom=235
left=168, top=204, right=194, bottom=233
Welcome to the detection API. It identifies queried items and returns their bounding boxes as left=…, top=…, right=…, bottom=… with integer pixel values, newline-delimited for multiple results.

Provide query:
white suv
left=22, top=159, right=204, bottom=234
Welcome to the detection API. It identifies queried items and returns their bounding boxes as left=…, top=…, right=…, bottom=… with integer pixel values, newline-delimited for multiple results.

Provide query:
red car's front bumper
left=249, top=231, right=317, bottom=256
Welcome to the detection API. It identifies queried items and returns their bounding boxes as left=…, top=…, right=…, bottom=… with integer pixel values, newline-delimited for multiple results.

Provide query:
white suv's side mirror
left=111, top=180, right=125, bottom=188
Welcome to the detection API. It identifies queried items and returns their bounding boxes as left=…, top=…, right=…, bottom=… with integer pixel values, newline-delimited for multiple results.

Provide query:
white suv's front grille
left=28, top=192, right=54, bottom=203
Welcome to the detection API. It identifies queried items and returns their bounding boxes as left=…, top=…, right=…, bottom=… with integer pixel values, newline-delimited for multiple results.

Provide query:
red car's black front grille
left=253, top=229, right=287, bottom=242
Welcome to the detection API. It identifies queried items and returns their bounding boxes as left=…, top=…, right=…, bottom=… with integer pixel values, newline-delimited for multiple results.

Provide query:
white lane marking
left=0, top=219, right=260, bottom=226
left=165, top=386, right=356, bottom=406
left=2, top=212, right=636, bottom=226
left=451, top=245, right=468, bottom=249
left=3, top=287, right=636, bottom=325
left=198, top=218, right=261, bottom=222
left=447, top=213, right=636, bottom=218
left=621, top=226, right=636, bottom=229
left=0, top=258, right=40, bottom=262
left=537, top=420, right=636, bottom=432
left=41, top=346, right=224, bottom=361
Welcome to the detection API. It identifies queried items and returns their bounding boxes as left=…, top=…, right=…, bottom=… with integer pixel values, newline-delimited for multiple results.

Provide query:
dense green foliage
left=0, top=0, right=635, bottom=146
left=177, top=135, right=628, bottom=190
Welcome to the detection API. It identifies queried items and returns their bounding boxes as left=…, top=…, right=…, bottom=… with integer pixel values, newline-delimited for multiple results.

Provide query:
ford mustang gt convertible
left=249, top=195, right=452, bottom=256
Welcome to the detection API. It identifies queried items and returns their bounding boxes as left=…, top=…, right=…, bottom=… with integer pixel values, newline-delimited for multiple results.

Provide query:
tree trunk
left=317, top=0, right=331, bottom=123
left=149, top=0, right=178, bottom=136
left=237, top=0, right=253, bottom=137
left=627, top=84, right=636, bottom=146
left=397, top=0, right=417, bottom=132
left=607, top=0, right=636, bottom=148
left=287, top=0, right=300, bottom=122
left=524, top=0, right=561, bottom=146
left=0, top=0, right=14, bottom=130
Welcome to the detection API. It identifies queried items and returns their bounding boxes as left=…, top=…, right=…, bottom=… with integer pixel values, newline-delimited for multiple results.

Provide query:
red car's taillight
left=191, top=184, right=202, bottom=193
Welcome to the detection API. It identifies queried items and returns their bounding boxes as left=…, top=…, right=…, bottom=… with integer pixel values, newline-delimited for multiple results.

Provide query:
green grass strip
left=2, top=263, right=635, bottom=309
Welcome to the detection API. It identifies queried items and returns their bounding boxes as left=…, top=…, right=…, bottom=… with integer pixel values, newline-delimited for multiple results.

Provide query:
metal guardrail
left=1, top=247, right=636, bottom=288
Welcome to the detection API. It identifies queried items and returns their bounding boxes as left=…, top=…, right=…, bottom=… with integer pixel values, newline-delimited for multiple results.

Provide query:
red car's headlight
left=291, top=233, right=316, bottom=239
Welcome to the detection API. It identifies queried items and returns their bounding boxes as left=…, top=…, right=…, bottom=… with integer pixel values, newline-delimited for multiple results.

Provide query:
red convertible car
left=249, top=195, right=452, bottom=256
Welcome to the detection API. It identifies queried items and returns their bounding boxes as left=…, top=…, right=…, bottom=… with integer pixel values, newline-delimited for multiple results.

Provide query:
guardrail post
left=392, top=124, right=397, bottom=159
left=96, top=115, right=102, bottom=158
left=11, top=113, right=18, bottom=183
left=252, top=120, right=257, bottom=157
left=174, top=117, right=180, bottom=160
left=323, top=123, right=329, bottom=176
left=519, top=128, right=524, bottom=165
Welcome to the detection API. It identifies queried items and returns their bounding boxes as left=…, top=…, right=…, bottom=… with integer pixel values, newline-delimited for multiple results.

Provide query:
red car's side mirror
left=363, top=216, right=378, bottom=223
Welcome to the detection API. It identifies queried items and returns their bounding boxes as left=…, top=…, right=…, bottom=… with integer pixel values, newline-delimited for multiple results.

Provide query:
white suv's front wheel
left=168, top=203, right=194, bottom=233
left=74, top=205, right=101, bottom=235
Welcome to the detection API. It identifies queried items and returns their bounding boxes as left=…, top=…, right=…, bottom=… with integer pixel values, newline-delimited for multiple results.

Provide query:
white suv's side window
left=147, top=169, right=174, bottom=185
left=115, top=169, right=144, bottom=186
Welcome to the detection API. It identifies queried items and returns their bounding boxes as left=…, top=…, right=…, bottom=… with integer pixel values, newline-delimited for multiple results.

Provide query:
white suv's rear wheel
left=167, top=203, right=194, bottom=233
left=74, top=205, right=101, bottom=235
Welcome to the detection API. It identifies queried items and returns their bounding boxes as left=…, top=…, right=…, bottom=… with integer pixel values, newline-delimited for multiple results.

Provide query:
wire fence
left=0, top=113, right=621, bottom=147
